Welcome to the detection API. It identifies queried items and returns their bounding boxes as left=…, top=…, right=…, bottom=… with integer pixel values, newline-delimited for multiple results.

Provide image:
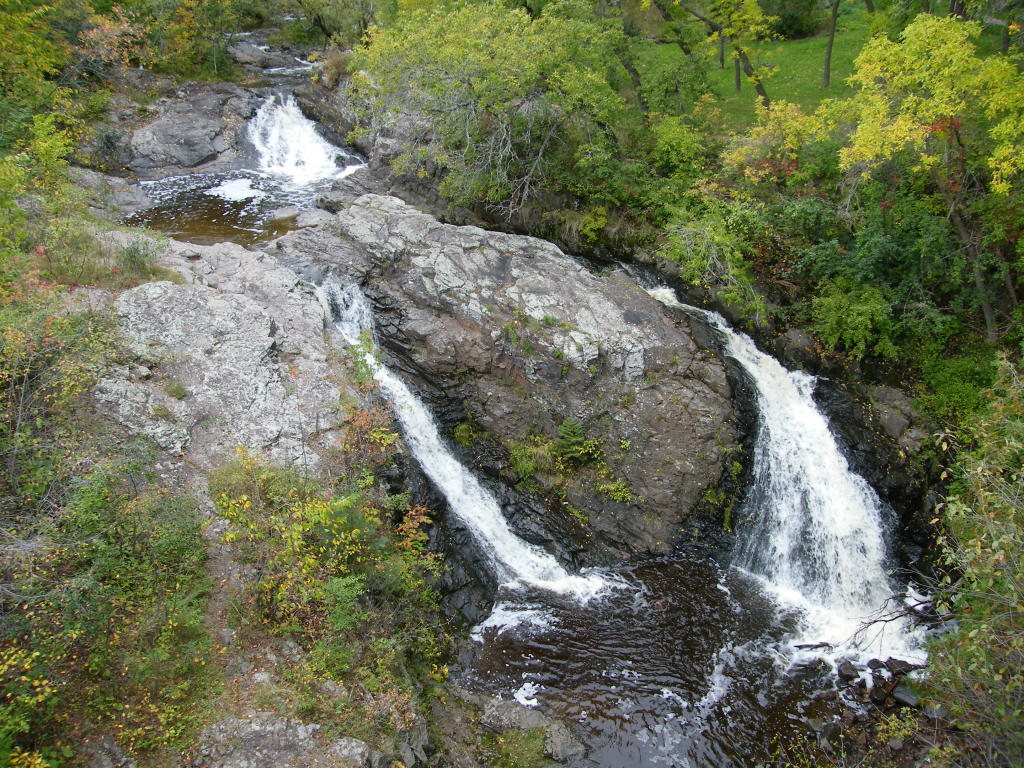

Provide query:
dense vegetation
left=0, top=0, right=1022, bottom=765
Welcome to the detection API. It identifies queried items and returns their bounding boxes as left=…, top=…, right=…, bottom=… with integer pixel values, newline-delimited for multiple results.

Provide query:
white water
left=646, top=287, right=924, bottom=663
left=248, top=94, right=359, bottom=184
left=319, top=281, right=609, bottom=601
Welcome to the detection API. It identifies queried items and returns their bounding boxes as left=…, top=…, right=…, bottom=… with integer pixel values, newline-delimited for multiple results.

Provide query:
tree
left=0, top=0, right=71, bottom=151
left=840, top=15, right=1024, bottom=341
left=350, top=0, right=629, bottom=217
left=650, top=0, right=773, bottom=106
left=823, top=0, right=840, bottom=87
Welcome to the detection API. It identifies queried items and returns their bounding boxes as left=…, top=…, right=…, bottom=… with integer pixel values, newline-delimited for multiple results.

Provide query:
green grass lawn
left=706, top=4, right=874, bottom=128
left=643, top=5, right=1011, bottom=131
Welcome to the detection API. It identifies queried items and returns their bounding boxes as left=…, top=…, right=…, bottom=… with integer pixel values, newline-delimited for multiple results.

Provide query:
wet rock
left=479, top=699, right=551, bottom=733
left=275, top=194, right=738, bottom=564
left=545, top=722, right=585, bottom=762
left=126, top=83, right=259, bottom=179
left=296, top=209, right=336, bottom=228
left=892, top=685, right=919, bottom=708
left=885, top=658, right=920, bottom=677
left=773, top=328, right=819, bottom=369
left=269, top=205, right=301, bottom=221
left=820, top=720, right=842, bottom=743
left=228, top=41, right=298, bottom=70
left=316, top=166, right=389, bottom=212
left=836, top=659, right=860, bottom=683
left=869, top=676, right=891, bottom=705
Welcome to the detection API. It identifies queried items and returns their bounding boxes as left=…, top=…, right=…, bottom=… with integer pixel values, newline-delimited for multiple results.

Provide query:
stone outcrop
left=92, top=232, right=353, bottom=471
left=127, top=83, right=259, bottom=178
left=193, top=714, right=390, bottom=768
left=271, top=194, right=739, bottom=563
left=78, top=82, right=259, bottom=180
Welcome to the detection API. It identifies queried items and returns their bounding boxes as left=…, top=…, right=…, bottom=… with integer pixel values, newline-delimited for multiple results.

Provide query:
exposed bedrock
left=78, top=81, right=261, bottom=180
left=270, top=194, right=742, bottom=565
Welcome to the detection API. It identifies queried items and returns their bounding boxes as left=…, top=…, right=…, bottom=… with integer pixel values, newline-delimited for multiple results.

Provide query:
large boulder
left=271, top=194, right=739, bottom=563
left=125, top=83, right=259, bottom=179
left=93, top=233, right=353, bottom=470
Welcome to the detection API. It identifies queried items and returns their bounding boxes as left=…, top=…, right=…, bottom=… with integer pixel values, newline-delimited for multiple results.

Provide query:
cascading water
left=645, top=287, right=925, bottom=663
left=318, top=280, right=609, bottom=601
left=248, top=94, right=357, bottom=184
left=131, top=93, right=363, bottom=244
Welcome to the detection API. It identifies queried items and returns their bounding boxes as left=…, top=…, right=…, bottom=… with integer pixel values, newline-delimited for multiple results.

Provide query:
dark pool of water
left=126, top=167, right=357, bottom=246
left=468, top=559, right=841, bottom=767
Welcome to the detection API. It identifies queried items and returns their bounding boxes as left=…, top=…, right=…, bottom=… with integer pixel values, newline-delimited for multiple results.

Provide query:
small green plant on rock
left=553, top=417, right=604, bottom=471
left=163, top=379, right=189, bottom=400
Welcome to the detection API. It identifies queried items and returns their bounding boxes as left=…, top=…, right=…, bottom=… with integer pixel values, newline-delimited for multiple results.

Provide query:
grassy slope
left=637, top=6, right=1009, bottom=130
left=707, top=4, right=874, bottom=127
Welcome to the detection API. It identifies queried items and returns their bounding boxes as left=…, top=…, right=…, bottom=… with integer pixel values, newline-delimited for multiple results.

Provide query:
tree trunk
left=734, top=55, right=742, bottom=92
left=824, top=0, right=840, bottom=88
left=621, top=52, right=649, bottom=113
left=864, top=0, right=875, bottom=12
left=1002, top=24, right=1011, bottom=52
left=673, top=0, right=770, bottom=106
left=998, top=245, right=1020, bottom=309
left=948, top=204, right=999, bottom=343
left=650, top=0, right=696, bottom=58
left=719, top=34, right=725, bottom=68
left=736, top=47, right=770, bottom=106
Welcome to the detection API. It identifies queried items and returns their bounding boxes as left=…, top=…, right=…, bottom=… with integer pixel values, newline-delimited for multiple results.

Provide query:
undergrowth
left=209, top=450, right=449, bottom=751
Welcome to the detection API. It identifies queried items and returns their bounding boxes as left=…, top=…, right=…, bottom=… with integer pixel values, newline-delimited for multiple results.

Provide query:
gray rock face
left=869, top=385, right=929, bottom=454
left=193, top=713, right=389, bottom=768
left=127, top=84, right=258, bottom=179
left=93, top=233, right=351, bottom=471
left=273, top=194, right=737, bottom=561
left=228, top=41, right=300, bottom=70
left=71, top=167, right=151, bottom=217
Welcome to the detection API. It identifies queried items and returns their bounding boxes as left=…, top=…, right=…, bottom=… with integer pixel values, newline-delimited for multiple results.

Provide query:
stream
left=133, top=85, right=927, bottom=767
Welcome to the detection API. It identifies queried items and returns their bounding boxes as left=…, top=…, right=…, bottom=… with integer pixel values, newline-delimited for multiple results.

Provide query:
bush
left=811, top=279, right=897, bottom=360
left=760, top=0, right=823, bottom=39
left=0, top=456, right=215, bottom=762
left=210, top=451, right=444, bottom=708
left=552, top=417, right=604, bottom=470
left=928, top=361, right=1024, bottom=766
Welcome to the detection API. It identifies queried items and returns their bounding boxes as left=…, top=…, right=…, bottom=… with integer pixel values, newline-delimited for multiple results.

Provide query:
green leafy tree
left=0, top=0, right=72, bottom=151
left=840, top=14, right=1024, bottom=342
left=351, top=0, right=629, bottom=217
left=649, top=0, right=773, bottom=105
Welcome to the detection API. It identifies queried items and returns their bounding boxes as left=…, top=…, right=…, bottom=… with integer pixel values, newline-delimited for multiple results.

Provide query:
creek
left=133, top=88, right=927, bottom=767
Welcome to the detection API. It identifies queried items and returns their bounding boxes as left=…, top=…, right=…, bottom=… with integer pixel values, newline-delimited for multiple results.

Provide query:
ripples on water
left=469, top=560, right=842, bottom=767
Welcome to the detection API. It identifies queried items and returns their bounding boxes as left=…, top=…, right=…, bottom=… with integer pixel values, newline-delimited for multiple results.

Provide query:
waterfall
left=248, top=94, right=358, bottom=185
left=319, top=281, right=609, bottom=601
left=646, top=288, right=924, bottom=662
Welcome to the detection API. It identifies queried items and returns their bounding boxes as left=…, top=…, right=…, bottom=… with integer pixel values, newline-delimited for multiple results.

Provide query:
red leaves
left=928, top=116, right=962, bottom=135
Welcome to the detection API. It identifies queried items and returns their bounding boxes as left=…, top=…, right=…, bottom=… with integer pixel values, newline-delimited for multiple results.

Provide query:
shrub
left=811, top=279, right=897, bottom=360
left=759, top=0, right=823, bottom=39
left=553, top=417, right=604, bottom=470
left=210, top=451, right=444, bottom=699
left=0, top=457, right=215, bottom=761
left=928, top=360, right=1024, bottom=766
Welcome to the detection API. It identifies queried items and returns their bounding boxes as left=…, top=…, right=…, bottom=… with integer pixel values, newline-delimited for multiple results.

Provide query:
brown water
left=126, top=167, right=356, bottom=247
